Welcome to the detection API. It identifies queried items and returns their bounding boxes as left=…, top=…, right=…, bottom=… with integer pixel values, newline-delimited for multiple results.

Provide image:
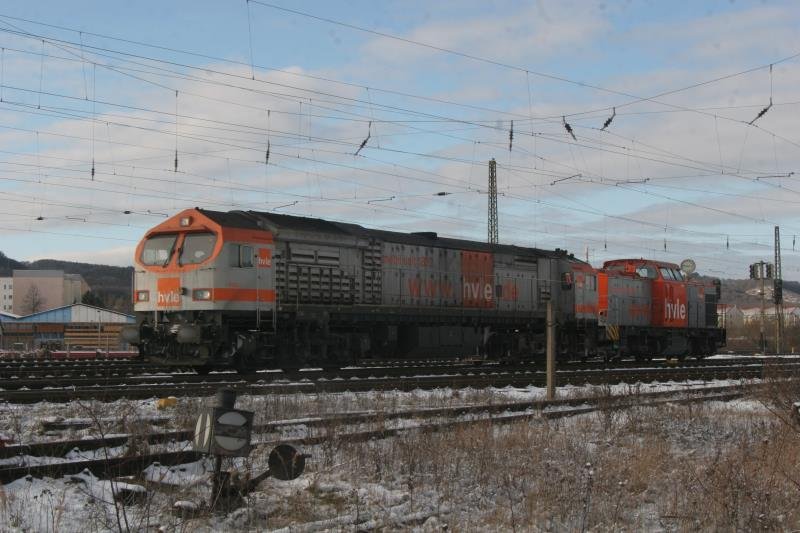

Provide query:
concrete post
left=546, top=299, right=556, bottom=400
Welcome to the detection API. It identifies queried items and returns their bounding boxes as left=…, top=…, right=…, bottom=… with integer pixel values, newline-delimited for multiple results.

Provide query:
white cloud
left=0, top=1, right=798, bottom=279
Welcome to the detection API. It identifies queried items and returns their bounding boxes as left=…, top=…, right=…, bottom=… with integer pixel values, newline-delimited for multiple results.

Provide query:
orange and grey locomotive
left=122, top=208, right=725, bottom=370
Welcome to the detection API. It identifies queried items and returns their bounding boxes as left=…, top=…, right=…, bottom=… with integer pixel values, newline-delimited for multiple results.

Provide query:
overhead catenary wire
left=3, top=81, right=796, bottom=237
left=601, top=107, right=615, bottom=131
left=174, top=90, right=178, bottom=172
left=245, top=0, right=256, bottom=80
left=562, top=116, right=576, bottom=141
left=2, top=96, right=798, bottom=241
left=246, top=0, right=800, bottom=126
left=749, top=64, right=774, bottom=125
left=3, top=20, right=800, bottom=168
left=0, top=11, right=796, bottom=270
left=3, top=8, right=799, bottom=128
left=2, top=18, right=799, bottom=156
left=354, top=121, right=371, bottom=156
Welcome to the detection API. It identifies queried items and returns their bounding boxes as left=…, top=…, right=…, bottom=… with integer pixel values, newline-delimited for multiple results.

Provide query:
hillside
left=720, top=278, right=800, bottom=308
left=1, top=250, right=795, bottom=314
left=0, top=253, right=133, bottom=313
left=0, top=251, right=27, bottom=276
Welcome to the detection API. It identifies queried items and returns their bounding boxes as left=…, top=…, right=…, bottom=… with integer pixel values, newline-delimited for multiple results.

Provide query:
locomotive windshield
left=635, top=265, right=657, bottom=279
left=179, top=232, right=217, bottom=265
left=140, top=234, right=177, bottom=266
left=659, top=267, right=685, bottom=281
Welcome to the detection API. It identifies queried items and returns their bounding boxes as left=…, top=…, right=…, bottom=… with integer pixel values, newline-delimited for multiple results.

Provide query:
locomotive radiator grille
left=362, top=242, right=382, bottom=304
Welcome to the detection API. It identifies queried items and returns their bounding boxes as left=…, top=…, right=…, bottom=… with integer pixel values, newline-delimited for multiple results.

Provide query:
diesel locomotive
left=121, top=208, right=725, bottom=371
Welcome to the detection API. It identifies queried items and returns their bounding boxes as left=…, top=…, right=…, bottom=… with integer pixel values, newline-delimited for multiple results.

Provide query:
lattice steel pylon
left=775, top=225, right=784, bottom=353
left=488, top=158, right=498, bottom=244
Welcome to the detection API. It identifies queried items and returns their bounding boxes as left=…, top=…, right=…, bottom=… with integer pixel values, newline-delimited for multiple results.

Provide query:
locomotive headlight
left=192, top=289, right=212, bottom=301
left=135, top=290, right=149, bottom=302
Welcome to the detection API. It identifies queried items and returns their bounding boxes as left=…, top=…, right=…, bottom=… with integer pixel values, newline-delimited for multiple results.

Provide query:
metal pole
left=210, top=455, right=223, bottom=509
left=209, top=388, right=236, bottom=510
left=546, top=299, right=556, bottom=400
left=760, top=266, right=766, bottom=354
left=776, top=303, right=781, bottom=354
left=488, top=159, right=498, bottom=244
left=775, top=225, right=783, bottom=355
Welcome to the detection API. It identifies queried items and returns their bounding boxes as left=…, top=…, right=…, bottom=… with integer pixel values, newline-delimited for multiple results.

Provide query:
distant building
left=11, top=270, right=89, bottom=315
left=719, top=304, right=744, bottom=327
left=0, top=303, right=134, bottom=350
left=0, top=277, right=12, bottom=313
left=740, top=306, right=800, bottom=325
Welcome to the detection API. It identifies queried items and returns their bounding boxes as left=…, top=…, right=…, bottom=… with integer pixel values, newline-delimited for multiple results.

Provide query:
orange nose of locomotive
left=132, top=208, right=274, bottom=313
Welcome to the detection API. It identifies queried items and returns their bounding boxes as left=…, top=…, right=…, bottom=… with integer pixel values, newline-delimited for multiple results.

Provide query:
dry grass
left=260, top=383, right=800, bottom=531
left=4, top=379, right=800, bottom=530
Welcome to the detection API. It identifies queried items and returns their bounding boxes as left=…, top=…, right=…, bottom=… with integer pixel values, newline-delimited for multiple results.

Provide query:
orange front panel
left=461, top=251, right=493, bottom=308
left=652, top=280, right=688, bottom=327
left=213, top=288, right=276, bottom=303
left=597, top=272, right=608, bottom=313
left=156, top=277, right=181, bottom=308
left=257, top=248, right=272, bottom=268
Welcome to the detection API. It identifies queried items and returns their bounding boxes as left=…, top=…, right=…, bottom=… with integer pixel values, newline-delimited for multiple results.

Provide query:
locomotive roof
left=603, top=258, right=681, bottom=269
left=196, top=208, right=581, bottom=262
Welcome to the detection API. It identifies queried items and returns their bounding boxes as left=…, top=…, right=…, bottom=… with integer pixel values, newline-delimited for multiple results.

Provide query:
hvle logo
left=258, top=248, right=272, bottom=268
left=664, top=298, right=686, bottom=321
left=157, top=277, right=181, bottom=307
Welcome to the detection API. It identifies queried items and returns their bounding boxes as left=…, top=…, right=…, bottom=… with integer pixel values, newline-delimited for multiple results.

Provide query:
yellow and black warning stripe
left=605, top=325, right=620, bottom=342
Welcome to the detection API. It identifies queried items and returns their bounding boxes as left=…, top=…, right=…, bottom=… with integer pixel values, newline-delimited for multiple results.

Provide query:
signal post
left=546, top=298, right=556, bottom=400
left=194, top=388, right=308, bottom=511
left=749, top=260, right=778, bottom=354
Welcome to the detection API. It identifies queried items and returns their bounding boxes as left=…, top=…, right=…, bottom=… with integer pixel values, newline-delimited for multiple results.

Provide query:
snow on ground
left=1, top=377, right=798, bottom=531
left=708, top=353, right=800, bottom=359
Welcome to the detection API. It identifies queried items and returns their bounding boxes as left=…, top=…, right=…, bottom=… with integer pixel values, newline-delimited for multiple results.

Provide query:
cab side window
left=636, top=266, right=656, bottom=279
left=239, top=245, right=254, bottom=268
left=659, top=267, right=676, bottom=280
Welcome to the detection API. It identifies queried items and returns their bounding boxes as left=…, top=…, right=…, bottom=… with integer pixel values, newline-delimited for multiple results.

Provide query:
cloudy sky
left=0, top=0, right=798, bottom=279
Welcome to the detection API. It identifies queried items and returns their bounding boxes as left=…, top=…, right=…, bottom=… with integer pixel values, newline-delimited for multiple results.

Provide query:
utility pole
left=750, top=260, right=776, bottom=354
left=760, top=268, right=766, bottom=354
left=488, top=158, right=498, bottom=245
left=546, top=298, right=555, bottom=400
left=775, top=226, right=784, bottom=354
left=542, top=274, right=557, bottom=400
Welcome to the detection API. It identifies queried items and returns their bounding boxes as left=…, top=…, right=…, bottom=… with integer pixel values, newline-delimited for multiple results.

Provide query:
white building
left=11, top=270, right=88, bottom=315
left=741, top=306, right=800, bottom=325
left=0, top=277, right=12, bottom=313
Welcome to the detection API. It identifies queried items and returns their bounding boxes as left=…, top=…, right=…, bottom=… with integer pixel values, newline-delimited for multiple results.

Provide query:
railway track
left=0, top=353, right=789, bottom=372
left=0, top=365, right=176, bottom=380
left=0, top=383, right=758, bottom=485
left=0, top=354, right=786, bottom=382
left=0, top=359, right=795, bottom=403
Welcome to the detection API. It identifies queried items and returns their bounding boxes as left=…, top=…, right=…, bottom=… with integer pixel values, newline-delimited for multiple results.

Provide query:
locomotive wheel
left=233, top=354, right=253, bottom=374
left=195, top=365, right=212, bottom=375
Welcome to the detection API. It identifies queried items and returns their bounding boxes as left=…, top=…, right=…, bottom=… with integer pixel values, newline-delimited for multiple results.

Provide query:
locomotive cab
left=125, top=208, right=276, bottom=370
